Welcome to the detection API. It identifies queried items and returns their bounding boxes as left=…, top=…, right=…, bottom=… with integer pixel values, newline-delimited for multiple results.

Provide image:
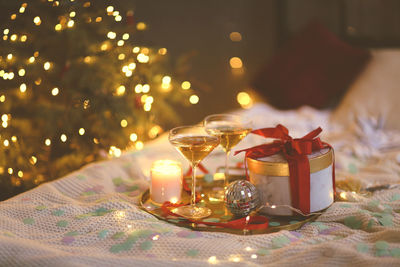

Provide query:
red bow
left=235, top=124, right=335, bottom=214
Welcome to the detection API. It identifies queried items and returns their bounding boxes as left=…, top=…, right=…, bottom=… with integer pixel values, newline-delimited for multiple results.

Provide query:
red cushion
left=253, top=21, right=371, bottom=109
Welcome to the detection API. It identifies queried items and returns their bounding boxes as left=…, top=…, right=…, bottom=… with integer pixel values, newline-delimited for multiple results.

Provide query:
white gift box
left=247, top=147, right=334, bottom=216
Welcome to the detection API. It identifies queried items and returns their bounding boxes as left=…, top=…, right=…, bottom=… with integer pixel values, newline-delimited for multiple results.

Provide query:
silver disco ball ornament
left=224, top=180, right=260, bottom=217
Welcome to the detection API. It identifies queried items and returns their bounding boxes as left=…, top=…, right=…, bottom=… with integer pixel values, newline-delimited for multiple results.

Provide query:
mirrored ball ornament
left=224, top=180, right=261, bottom=217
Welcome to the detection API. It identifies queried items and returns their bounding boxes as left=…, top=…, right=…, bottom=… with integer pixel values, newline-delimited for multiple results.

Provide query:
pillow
left=252, top=20, right=371, bottom=109
left=331, top=49, right=400, bottom=130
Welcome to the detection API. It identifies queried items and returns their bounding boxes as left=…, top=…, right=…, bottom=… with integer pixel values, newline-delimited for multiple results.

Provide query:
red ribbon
left=235, top=124, right=335, bottom=214
left=161, top=202, right=269, bottom=230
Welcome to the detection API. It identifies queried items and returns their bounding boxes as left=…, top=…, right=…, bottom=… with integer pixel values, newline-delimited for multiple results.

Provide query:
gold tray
left=139, top=175, right=319, bottom=235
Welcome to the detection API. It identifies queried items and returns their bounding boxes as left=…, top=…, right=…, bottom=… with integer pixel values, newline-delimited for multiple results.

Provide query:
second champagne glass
left=169, top=125, right=220, bottom=219
left=204, top=114, right=252, bottom=190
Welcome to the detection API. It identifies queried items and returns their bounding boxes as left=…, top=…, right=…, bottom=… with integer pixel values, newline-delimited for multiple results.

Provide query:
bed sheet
left=1, top=104, right=400, bottom=266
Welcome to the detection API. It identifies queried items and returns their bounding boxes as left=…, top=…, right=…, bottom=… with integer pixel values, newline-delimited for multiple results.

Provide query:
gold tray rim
left=139, top=188, right=320, bottom=235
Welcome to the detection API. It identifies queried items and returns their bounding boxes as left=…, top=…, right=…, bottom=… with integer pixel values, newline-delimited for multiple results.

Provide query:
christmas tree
left=0, top=0, right=195, bottom=200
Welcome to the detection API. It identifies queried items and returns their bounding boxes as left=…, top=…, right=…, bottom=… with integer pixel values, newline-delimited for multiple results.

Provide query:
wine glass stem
left=191, top=164, right=197, bottom=208
left=224, top=150, right=230, bottom=188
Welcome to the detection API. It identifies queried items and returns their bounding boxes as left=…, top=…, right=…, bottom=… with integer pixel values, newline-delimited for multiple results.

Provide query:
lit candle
left=150, top=160, right=182, bottom=204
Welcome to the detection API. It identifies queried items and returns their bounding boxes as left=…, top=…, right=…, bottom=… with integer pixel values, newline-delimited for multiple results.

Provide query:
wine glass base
left=171, top=205, right=212, bottom=220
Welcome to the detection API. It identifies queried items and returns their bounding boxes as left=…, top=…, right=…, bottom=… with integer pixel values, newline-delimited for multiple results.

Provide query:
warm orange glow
left=230, top=57, right=243, bottom=69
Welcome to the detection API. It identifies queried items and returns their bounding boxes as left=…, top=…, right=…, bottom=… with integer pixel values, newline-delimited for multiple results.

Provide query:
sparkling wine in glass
left=169, top=126, right=219, bottom=219
left=204, top=114, right=252, bottom=188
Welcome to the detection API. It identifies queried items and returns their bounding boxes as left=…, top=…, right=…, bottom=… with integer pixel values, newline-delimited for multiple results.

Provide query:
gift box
left=235, top=124, right=335, bottom=216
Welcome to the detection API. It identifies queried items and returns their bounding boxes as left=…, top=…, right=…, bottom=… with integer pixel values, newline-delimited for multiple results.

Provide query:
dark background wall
left=131, top=0, right=400, bottom=126
left=131, top=0, right=279, bottom=125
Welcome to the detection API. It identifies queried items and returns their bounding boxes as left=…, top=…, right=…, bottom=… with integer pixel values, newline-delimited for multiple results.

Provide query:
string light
left=95, top=17, right=102, bottom=22
left=2, top=114, right=9, bottom=122
left=108, top=146, right=121, bottom=157
left=129, top=133, right=137, bottom=142
left=10, top=34, right=17, bottom=41
left=135, top=141, right=144, bottom=150
left=28, top=56, right=35, bottom=63
left=33, top=16, right=41, bottom=26
left=128, top=63, right=136, bottom=70
left=137, top=53, right=149, bottom=63
left=30, top=156, right=37, bottom=165
left=20, top=35, right=27, bottom=42
left=67, top=20, right=74, bottom=28
left=120, top=119, right=128, bottom=128
left=69, top=11, right=76, bottom=17
left=78, top=128, right=85, bottom=135
left=115, top=85, right=125, bottom=96
left=107, top=31, right=116, bottom=39
left=230, top=57, right=243, bottom=69
left=189, top=95, right=199, bottom=104
left=135, top=84, right=142, bottom=93
left=117, top=40, right=124, bottom=46
left=3, top=29, right=9, bottom=35
left=60, top=134, right=67, bottom=142
left=118, top=53, right=125, bottom=60
left=0, top=95, right=5, bottom=102
left=20, top=83, right=27, bottom=93
left=122, top=33, right=129, bottom=40
left=55, top=24, right=62, bottom=31
left=125, top=70, right=132, bottom=77
left=45, top=138, right=51, bottom=146
left=3, top=140, right=9, bottom=147
left=2, top=121, right=7, bottom=128
left=136, top=22, right=147, bottom=30
left=106, top=6, right=114, bottom=12
left=115, top=15, right=122, bottom=22
left=19, top=6, right=25, bottom=14
left=51, top=87, right=59, bottom=96
left=181, top=81, right=191, bottom=90
left=229, top=32, right=242, bottom=42
left=11, top=14, right=17, bottom=20
left=18, top=69, right=26, bottom=76
left=158, top=48, right=167, bottom=55
left=7, top=54, right=13, bottom=60
left=237, top=91, right=253, bottom=109
left=8, top=168, right=13, bottom=175
left=142, top=84, right=150, bottom=93
left=44, top=62, right=51, bottom=70
left=132, top=47, right=140, bottom=53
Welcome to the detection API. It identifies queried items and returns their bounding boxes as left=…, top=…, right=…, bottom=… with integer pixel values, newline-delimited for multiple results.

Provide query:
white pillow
left=331, top=49, right=400, bottom=130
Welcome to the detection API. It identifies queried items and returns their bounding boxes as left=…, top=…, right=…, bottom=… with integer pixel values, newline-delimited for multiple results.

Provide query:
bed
left=1, top=87, right=400, bottom=266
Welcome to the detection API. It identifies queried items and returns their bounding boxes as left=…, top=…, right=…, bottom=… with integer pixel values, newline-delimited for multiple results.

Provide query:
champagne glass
left=169, top=125, right=220, bottom=219
left=204, top=114, right=252, bottom=191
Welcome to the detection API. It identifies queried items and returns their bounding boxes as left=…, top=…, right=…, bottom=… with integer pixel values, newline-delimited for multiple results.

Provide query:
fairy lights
left=237, top=91, right=253, bottom=109
left=230, top=57, right=243, bottom=69
left=116, top=85, right=126, bottom=96
left=129, top=133, right=137, bottom=142
left=51, top=87, right=59, bottom=96
left=136, top=22, right=147, bottom=31
left=33, top=16, right=41, bottom=26
left=44, top=62, right=51, bottom=70
left=120, top=119, right=128, bottom=127
left=181, top=81, right=191, bottom=90
left=18, top=69, right=25, bottom=76
left=137, top=53, right=149, bottom=63
left=107, top=31, right=116, bottom=39
left=45, top=139, right=51, bottom=146
left=0, top=0, right=195, bottom=193
left=122, top=33, right=129, bottom=40
left=189, top=94, right=199, bottom=104
left=20, top=83, right=27, bottom=93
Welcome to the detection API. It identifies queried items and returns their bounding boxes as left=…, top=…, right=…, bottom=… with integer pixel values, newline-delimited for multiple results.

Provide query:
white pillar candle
left=150, top=160, right=182, bottom=204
